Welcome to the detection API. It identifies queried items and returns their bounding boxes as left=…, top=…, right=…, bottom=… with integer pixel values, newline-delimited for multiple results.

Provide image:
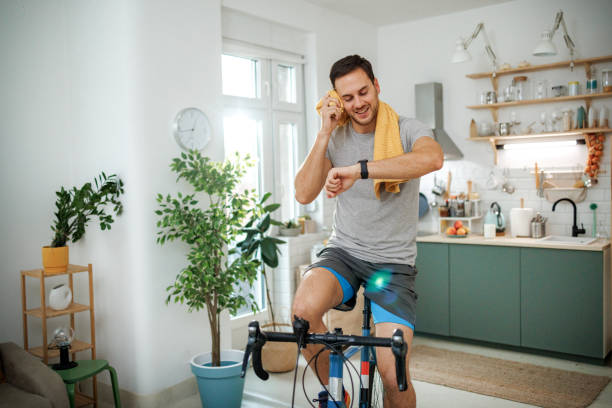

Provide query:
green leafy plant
left=236, top=193, right=285, bottom=330
left=50, top=172, right=124, bottom=248
left=283, top=219, right=300, bottom=229
left=155, top=151, right=264, bottom=367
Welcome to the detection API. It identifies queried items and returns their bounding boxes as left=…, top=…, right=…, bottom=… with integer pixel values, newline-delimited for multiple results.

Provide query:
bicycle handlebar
left=240, top=318, right=408, bottom=392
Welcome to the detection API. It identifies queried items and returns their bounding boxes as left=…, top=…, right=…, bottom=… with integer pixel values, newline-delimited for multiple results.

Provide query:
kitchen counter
left=417, top=234, right=610, bottom=251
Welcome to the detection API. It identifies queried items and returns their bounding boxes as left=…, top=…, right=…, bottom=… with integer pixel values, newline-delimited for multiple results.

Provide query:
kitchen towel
left=316, top=90, right=406, bottom=199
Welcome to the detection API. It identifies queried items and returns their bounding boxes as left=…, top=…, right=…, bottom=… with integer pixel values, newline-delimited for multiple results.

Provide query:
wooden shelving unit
left=468, top=92, right=612, bottom=114
left=21, top=263, right=97, bottom=407
left=466, top=55, right=612, bottom=92
left=465, top=55, right=612, bottom=242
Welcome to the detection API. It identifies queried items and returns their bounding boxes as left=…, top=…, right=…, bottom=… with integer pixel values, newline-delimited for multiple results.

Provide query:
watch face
left=173, top=107, right=211, bottom=151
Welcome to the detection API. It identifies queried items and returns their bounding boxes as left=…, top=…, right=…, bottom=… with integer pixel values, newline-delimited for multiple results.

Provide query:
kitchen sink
left=537, top=235, right=596, bottom=245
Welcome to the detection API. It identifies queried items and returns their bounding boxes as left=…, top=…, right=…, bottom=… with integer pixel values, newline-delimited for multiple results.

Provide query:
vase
left=191, top=349, right=245, bottom=408
left=49, top=284, right=72, bottom=310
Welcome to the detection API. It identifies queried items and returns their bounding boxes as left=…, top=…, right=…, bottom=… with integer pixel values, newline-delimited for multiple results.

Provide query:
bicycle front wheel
left=368, top=363, right=384, bottom=408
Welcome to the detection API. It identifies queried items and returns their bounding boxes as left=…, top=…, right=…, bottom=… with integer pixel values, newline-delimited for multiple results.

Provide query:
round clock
left=172, top=107, right=212, bottom=151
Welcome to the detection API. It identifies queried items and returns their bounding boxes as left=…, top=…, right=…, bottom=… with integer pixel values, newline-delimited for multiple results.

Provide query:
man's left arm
left=324, top=136, right=443, bottom=198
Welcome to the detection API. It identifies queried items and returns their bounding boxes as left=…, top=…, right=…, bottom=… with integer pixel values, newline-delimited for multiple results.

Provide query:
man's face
left=334, top=68, right=380, bottom=131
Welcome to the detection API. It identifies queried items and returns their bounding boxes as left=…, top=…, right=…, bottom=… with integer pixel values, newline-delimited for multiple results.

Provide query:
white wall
left=0, top=0, right=376, bottom=397
left=378, top=0, right=612, bottom=236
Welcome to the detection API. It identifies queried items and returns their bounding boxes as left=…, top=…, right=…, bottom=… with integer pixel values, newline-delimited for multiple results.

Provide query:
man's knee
left=292, top=297, right=324, bottom=324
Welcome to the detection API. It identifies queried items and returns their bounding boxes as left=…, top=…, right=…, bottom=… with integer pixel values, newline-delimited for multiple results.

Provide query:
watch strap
left=358, top=159, right=368, bottom=179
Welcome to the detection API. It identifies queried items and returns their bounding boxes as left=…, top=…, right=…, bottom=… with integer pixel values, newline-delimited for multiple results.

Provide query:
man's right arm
left=294, top=95, right=342, bottom=204
left=294, top=132, right=333, bottom=204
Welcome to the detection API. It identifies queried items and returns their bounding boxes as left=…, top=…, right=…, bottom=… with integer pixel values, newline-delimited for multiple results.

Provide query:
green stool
left=53, top=359, right=121, bottom=408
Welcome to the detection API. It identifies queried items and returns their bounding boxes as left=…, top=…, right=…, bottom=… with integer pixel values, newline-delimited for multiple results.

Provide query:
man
left=293, top=55, right=443, bottom=408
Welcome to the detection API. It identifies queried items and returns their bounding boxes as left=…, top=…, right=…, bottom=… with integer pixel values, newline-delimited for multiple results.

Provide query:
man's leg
left=292, top=267, right=344, bottom=384
left=374, top=322, right=415, bottom=408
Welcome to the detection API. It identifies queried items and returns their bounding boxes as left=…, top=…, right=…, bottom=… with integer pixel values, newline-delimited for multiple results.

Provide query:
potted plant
left=279, top=219, right=301, bottom=237
left=42, top=172, right=124, bottom=275
left=236, top=197, right=297, bottom=372
left=155, top=151, right=264, bottom=408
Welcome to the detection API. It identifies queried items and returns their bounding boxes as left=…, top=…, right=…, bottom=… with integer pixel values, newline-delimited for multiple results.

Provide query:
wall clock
left=172, top=107, right=211, bottom=151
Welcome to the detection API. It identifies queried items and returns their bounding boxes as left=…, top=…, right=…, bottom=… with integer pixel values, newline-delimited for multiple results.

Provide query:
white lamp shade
left=451, top=39, right=471, bottom=63
left=533, top=30, right=557, bottom=56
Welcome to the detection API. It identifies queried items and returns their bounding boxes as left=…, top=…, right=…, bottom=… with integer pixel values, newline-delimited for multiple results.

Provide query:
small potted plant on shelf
left=42, top=172, right=124, bottom=275
left=156, top=151, right=266, bottom=408
left=279, top=219, right=301, bottom=236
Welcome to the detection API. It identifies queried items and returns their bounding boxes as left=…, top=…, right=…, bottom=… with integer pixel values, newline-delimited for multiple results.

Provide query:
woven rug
left=409, top=345, right=610, bottom=408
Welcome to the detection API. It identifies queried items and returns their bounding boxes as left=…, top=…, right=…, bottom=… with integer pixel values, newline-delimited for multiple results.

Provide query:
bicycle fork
left=328, top=346, right=345, bottom=408
left=360, top=297, right=375, bottom=408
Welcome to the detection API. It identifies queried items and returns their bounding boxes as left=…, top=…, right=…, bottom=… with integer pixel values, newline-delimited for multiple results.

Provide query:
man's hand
left=320, top=94, right=343, bottom=135
left=325, top=165, right=360, bottom=198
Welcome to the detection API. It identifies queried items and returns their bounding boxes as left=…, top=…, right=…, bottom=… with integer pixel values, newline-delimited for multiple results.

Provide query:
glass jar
left=602, top=69, right=612, bottom=93
left=534, top=80, right=547, bottom=99
left=504, top=83, right=515, bottom=102
left=568, top=81, right=580, bottom=96
left=513, top=76, right=528, bottom=100
left=587, top=66, right=598, bottom=94
left=562, top=109, right=573, bottom=131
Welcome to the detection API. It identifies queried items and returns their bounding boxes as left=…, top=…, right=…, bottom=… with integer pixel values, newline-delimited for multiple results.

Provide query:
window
left=222, top=46, right=306, bottom=319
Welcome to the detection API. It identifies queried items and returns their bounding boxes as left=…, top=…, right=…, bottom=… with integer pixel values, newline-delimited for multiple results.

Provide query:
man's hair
left=329, top=55, right=375, bottom=87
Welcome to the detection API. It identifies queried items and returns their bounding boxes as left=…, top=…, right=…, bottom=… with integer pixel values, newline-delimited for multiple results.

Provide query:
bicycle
left=240, top=293, right=408, bottom=408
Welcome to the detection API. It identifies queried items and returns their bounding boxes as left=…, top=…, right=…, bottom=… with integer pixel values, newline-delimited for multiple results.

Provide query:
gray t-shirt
left=326, top=116, right=433, bottom=265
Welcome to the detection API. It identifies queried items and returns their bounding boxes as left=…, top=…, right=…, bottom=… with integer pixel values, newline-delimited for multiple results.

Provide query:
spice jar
left=513, top=76, right=528, bottom=100
left=456, top=199, right=465, bottom=217
left=602, top=69, right=612, bottom=93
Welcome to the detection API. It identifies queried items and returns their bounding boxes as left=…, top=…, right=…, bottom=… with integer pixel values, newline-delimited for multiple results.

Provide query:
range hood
left=415, top=82, right=463, bottom=160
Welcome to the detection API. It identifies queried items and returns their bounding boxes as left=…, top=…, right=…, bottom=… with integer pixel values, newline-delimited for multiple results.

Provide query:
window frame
left=222, top=43, right=306, bottom=334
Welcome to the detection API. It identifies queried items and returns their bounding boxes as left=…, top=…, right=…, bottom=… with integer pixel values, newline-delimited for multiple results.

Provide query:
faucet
left=552, top=198, right=585, bottom=237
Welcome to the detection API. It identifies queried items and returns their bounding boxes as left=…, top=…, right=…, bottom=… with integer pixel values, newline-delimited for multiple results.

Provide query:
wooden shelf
left=75, top=392, right=96, bottom=408
left=25, top=302, right=90, bottom=319
left=469, top=128, right=612, bottom=143
left=466, top=55, right=612, bottom=79
left=29, top=339, right=93, bottom=359
left=21, top=264, right=89, bottom=278
left=467, top=92, right=612, bottom=109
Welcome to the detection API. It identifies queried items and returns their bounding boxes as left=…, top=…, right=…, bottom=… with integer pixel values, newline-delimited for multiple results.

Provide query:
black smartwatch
left=358, top=159, right=369, bottom=179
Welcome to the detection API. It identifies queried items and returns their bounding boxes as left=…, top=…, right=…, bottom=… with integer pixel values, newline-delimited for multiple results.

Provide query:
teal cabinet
left=449, top=245, right=521, bottom=346
left=521, top=248, right=604, bottom=358
left=415, top=243, right=450, bottom=335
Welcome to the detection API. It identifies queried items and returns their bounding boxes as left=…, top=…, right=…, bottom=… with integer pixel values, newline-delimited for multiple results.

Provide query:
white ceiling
left=303, top=0, right=516, bottom=26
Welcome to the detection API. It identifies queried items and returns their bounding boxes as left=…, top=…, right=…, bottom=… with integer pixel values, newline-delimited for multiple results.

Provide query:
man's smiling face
left=334, top=68, right=380, bottom=133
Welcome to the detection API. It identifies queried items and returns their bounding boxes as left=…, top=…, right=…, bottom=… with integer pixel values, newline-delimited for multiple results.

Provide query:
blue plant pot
left=191, top=350, right=245, bottom=408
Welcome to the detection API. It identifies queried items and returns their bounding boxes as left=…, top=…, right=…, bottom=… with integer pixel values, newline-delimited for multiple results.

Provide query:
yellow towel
left=316, top=91, right=407, bottom=199
left=315, top=90, right=349, bottom=126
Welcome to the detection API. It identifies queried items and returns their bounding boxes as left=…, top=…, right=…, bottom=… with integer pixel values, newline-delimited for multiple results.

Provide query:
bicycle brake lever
left=241, top=321, right=269, bottom=380
left=292, top=315, right=310, bottom=349
left=391, top=329, right=408, bottom=391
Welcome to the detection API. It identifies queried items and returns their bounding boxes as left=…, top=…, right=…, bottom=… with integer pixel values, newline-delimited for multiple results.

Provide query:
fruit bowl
left=445, top=221, right=469, bottom=238
left=446, top=233, right=468, bottom=238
